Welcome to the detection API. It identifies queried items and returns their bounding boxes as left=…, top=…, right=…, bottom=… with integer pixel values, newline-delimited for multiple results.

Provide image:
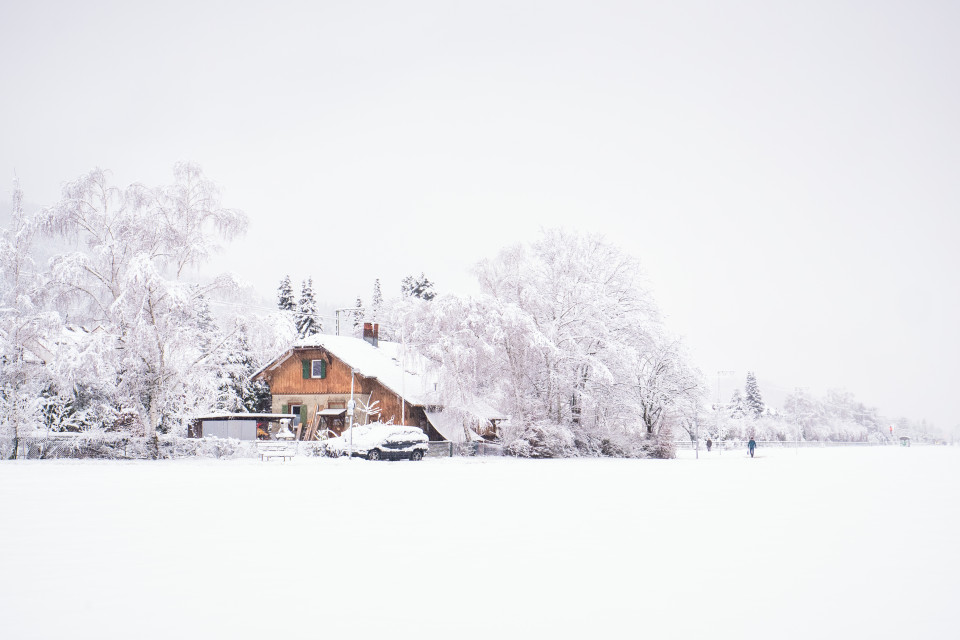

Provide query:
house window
left=311, top=359, right=327, bottom=379
left=288, top=404, right=302, bottom=426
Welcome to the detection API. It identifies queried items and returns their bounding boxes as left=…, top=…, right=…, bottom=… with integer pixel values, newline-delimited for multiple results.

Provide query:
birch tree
left=37, top=163, right=248, bottom=441
left=0, top=178, right=60, bottom=456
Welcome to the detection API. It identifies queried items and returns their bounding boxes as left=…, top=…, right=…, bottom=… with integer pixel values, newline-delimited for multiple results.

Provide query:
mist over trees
left=691, top=376, right=944, bottom=445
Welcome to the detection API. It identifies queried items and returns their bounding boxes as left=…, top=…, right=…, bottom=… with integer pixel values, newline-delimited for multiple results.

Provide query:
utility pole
left=335, top=307, right=365, bottom=336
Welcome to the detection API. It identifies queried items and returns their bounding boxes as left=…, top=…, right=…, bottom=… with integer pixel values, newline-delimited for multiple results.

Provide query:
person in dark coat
left=748, top=438, right=757, bottom=458
left=706, top=438, right=712, bottom=452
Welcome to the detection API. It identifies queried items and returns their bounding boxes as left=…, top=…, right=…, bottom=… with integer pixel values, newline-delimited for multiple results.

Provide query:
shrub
left=503, top=422, right=577, bottom=458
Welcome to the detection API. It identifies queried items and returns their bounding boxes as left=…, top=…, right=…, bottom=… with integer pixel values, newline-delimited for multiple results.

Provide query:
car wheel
left=410, top=450, right=423, bottom=461
left=367, top=449, right=381, bottom=461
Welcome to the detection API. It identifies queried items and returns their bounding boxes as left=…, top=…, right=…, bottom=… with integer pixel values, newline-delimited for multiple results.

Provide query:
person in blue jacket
left=748, top=437, right=757, bottom=458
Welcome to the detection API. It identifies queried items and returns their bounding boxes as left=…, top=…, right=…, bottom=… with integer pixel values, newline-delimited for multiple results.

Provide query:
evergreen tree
left=371, top=279, right=382, bottom=323
left=217, top=322, right=271, bottom=412
left=353, top=296, right=363, bottom=334
left=401, top=272, right=436, bottom=300
left=745, top=371, right=765, bottom=418
left=277, top=275, right=295, bottom=311
left=729, top=389, right=746, bottom=418
left=194, top=290, right=217, bottom=353
left=296, top=277, right=320, bottom=338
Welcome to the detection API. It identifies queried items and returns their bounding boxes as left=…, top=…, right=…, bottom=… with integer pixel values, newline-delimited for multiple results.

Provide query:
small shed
left=189, top=413, right=292, bottom=441
left=899, top=436, right=911, bottom=447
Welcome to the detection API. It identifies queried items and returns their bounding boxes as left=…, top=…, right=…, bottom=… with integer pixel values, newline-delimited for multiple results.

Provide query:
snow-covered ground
left=2, top=446, right=957, bottom=639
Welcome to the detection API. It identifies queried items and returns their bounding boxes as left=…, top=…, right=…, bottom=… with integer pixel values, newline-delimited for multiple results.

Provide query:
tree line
left=2, top=165, right=945, bottom=458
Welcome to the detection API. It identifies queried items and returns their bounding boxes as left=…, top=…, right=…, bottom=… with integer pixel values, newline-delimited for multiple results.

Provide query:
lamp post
left=695, top=416, right=700, bottom=460
left=793, top=387, right=807, bottom=455
left=717, top=370, right=735, bottom=455
left=347, top=369, right=356, bottom=459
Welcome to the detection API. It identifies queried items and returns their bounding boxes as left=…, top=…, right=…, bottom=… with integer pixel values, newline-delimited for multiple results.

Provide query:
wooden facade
left=254, top=347, right=443, bottom=441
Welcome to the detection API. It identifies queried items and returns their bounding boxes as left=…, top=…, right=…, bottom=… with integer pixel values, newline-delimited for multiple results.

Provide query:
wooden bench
left=258, top=442, right=297, bottom=461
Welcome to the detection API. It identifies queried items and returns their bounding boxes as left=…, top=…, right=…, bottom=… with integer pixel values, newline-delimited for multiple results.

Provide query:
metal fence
left=673, top=439, right=902, bottom=450
left=426, top=441, right=503, bottom=458
left=3, top=435, right=503, bottom=460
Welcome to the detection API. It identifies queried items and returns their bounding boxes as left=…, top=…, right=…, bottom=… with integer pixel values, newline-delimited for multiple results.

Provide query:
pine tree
left=371, top=279, right=382, bottom=323
left=729, top=389, right=746, bottom=418
left=217, top=322, right=271, bottom=413
left=277, top=275, right=295, bottom=312
left=401, top=272, right=437, bottom=300
left=745, top=371, right=765, bottom=418
left=194, top=290, right=217, bottom=353
left=353, top=296, right=363, bottom=334
left=296, top=277, right=320, bottom=338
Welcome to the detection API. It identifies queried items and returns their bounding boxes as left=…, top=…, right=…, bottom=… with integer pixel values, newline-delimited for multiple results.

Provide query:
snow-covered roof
left=257, top=333, right=506, bottom=423
left=424, top=411, right=484, bottom=443
left=259, top=334, right=439, bottom=407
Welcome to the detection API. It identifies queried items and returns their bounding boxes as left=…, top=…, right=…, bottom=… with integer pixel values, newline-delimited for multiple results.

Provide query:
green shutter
left=281, top=404, right=289, bottom=414
left=302, top=359, right=310, bottom=379
left=320, top=360, right=327, bottom=379
left=300, top=405, right=308, bottom=425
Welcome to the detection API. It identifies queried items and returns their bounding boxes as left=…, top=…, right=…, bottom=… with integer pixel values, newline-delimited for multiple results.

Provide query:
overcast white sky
left=2, top=1, right=958, bottom=430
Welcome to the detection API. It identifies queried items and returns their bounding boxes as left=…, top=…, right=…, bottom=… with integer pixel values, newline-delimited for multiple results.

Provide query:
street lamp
left=717, top=370, right=735, bottom=455
left=347, top=368, right=356, bottom=459
left=793, top=387, right=807, bottom=455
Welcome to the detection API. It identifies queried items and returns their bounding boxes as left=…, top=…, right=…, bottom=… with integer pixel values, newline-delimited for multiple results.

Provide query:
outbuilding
left=188, top=413, right=292, bottom=440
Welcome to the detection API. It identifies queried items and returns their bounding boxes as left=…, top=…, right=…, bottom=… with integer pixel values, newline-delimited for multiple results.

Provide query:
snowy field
left=2, top=446, right=958, bottom=640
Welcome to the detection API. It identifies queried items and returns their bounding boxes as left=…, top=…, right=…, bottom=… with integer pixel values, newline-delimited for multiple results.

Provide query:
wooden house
left=252, top=324, right=504, bottom=442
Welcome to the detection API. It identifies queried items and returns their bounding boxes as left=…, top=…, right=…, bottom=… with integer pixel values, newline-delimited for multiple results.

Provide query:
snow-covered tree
left=296, top=277, right=320, bottom=338
left=216, top=319, right=271, bottom=413
left=745, top=371, right=764, bottom=417
left=37, top=163, right=248, bottom=442
left=353, top=296, right=363, bottom=335
left=729, top=389, right=746, bottom=419
left=277, top=275, right=295, bottom=312
left=401, top=273, right=436, bottom=300
left=394, top=229, right=704, bottom=457
left=629, top=337, right=705, bottom=436
left=0, top=178, right=60, bottom=456
left=371, top=279, right=383, bottom=323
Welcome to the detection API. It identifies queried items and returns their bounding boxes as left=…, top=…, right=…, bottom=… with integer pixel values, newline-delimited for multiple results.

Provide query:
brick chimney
left=363, top=322, right=379, bottom=347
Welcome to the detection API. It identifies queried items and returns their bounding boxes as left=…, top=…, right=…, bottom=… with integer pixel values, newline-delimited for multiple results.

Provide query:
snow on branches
left=28, top=164, right=253, bottom=440
left=393, top=229, right=704, bottom=457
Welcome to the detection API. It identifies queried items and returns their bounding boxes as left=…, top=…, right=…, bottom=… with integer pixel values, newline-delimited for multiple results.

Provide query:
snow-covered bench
left=258, top=442, right=297, bottom=461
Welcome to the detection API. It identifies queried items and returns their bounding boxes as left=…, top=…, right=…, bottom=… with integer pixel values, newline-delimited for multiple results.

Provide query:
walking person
left=706, top=438, right=712, bottom=452
left=748, top=437, right=756, bottom=458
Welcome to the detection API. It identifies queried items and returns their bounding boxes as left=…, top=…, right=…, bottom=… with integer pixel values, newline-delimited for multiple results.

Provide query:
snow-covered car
left=324, top=423, right=429, bottom=461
